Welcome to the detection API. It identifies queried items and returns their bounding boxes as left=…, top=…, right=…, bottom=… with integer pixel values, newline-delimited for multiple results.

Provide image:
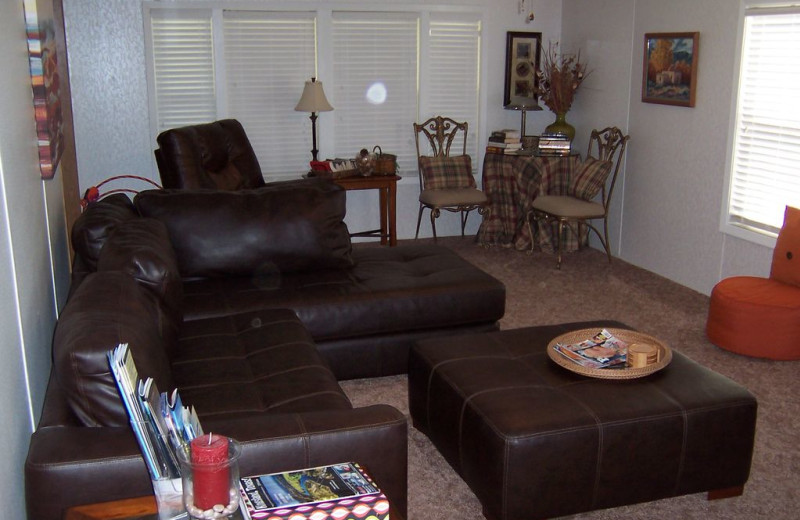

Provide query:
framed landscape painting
left=642, top=32, right=699, bottom=107
left=503, top=31, right=542, bottom=107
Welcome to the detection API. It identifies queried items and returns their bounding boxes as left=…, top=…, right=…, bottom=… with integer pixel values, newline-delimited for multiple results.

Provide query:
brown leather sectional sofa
left=24, top=178, right=505, bottom=520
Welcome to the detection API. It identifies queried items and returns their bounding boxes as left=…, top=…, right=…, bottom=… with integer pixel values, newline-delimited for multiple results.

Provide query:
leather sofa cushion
left=134, top=179, right=353, bottom=277
left=71, top=194, right=139, bottom=270
left=173, top=308, right=352, bottom=420
left=52, top=271, right=176, bottom=426
left=97, top=218, right=183, bottom=317
left=155, top=119, right=266, bottom=190
left=180, top=244, right=506, bottom=340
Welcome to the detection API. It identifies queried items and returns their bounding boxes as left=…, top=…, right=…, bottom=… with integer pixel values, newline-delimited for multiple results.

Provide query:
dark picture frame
left=642, top=32, right=699, bottom=107
left=504, top=31, right=542, bottom=107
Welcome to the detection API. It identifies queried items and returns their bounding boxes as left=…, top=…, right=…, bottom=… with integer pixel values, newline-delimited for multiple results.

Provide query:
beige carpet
left=341, top=238, right=799, bottom=519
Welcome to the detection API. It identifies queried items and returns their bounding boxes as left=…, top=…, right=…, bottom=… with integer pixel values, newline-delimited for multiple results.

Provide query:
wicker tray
left=547, top=328, right=672, bottom=379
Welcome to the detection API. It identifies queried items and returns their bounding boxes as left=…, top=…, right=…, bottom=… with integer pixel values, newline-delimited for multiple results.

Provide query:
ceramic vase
left=545, top=111, right=575, bottom=141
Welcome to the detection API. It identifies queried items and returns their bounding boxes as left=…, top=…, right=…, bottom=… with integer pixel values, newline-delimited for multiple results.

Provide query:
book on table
left=239, top=462, right=389, bottom=520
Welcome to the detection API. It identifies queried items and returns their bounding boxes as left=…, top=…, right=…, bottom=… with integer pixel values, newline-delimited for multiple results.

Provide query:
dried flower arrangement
left=536, top=42, right=590, bottom=115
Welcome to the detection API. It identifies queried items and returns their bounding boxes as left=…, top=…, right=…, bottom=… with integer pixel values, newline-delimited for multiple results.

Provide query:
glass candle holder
left=178, top=435, right=242, bottom=519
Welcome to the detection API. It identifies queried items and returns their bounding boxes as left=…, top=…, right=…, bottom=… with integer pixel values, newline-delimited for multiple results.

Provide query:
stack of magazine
left=107, top=343, right=203, bottom=481
left=552, top=329, right=628, bottom=369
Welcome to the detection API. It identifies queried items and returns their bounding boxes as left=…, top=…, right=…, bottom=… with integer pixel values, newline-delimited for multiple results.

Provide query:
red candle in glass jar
left=190, top=434, right=230, bottom=510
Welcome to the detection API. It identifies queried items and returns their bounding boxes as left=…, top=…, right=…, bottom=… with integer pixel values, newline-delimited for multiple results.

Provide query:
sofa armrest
left=25, top=405, right=407, bottom=520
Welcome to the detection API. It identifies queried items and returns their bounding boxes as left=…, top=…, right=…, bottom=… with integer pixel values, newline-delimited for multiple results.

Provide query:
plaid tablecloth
left=478, top=153, right=583, bottom=253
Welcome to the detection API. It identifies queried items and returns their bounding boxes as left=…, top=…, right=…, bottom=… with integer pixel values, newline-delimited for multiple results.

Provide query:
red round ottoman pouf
left=706, top=276, right=800, bottom=360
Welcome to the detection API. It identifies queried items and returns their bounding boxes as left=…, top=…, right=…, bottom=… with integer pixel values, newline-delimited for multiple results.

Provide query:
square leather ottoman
left=408, top=321, right=757, bottom=520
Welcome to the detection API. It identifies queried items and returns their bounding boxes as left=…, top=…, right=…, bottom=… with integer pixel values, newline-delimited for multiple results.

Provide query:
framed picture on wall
left=23, top=0, right=66, bottom=179
left=503, top=31, right=542, bottom=107
left=642, top=32, right=699, bottom=107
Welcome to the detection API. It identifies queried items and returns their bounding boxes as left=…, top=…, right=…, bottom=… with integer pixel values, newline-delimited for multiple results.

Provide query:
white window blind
left=222, top=12, right=316, bottom=178
left=150, top=11, right=216, bottom=133
left=331, top=13, right=419, bottom=176
left=422, top=17, right=481, bottom=168
left=728, top=8, right=800, bottom=236
left=146, top=5, right=483, bottom=182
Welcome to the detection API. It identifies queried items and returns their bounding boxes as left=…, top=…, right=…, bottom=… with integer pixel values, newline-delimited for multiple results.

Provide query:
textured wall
left=562, top=0, right=773, bottom=295
left=64, top=0, right=153, bottom=196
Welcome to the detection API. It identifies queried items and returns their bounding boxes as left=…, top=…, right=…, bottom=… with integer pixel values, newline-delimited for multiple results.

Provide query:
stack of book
left=486, top=129, right=523, bottom=154
left=536, top=133, right=572, bottom=156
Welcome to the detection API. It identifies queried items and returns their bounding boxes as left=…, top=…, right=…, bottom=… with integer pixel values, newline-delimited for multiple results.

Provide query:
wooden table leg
left=388, top=181, right=397, bottom=246
left=379, top=186, right=388, bottom=245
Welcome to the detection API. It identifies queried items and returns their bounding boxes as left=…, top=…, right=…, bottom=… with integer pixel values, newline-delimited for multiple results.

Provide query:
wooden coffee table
left=65, top=494, right=404, bottom=520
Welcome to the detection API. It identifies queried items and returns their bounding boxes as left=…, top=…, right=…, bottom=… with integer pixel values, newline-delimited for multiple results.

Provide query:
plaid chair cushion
left=570, top=156, right=613, bottom=200
left=419, top=155, right=476, bottom=190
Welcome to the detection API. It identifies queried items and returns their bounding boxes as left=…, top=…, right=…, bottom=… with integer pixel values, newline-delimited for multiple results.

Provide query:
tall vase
left=545, top=111, right=575, bottom=141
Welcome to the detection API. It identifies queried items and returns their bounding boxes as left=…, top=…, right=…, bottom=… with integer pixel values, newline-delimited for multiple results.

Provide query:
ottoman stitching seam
left=649, top=385, right=688, bottom=497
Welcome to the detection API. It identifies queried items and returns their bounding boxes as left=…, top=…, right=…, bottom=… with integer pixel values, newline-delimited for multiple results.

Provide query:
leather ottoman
left=408, top=321, right=757, bottom=520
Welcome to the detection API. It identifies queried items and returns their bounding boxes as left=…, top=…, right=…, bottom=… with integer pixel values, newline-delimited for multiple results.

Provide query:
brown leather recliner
left=154, top=119, right=267, bottom=190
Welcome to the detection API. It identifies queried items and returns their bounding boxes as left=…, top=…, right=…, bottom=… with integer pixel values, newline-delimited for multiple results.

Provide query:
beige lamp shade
left=294, top=78, right=333, bottom=112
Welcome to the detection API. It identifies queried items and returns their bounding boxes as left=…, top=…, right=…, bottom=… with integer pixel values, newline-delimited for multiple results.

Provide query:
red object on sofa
left=706, top=206, right=800, bottom=360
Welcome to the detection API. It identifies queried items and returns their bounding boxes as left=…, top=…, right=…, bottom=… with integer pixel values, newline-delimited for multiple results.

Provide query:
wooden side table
left=64, top=495, right=404, bottom=520
left=332, top=175, right=399, bottom=246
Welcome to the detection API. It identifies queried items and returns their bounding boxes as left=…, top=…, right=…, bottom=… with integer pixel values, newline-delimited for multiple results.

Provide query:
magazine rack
left=547, top=328, right=672, bottom=379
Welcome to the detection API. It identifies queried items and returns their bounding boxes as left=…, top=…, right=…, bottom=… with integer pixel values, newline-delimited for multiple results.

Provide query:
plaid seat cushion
left=419, top=155, right=476, bottom=190
left=570, top=156, right=613, bottom=200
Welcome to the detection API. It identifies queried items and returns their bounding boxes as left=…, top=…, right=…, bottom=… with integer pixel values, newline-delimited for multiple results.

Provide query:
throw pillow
left=570, top=156, right=613, bottom=200
left=135, top=178, right=353, bottom=277
left=770, top=205, right=800, bottom=286
left=418, top=155, right=476, bottom=190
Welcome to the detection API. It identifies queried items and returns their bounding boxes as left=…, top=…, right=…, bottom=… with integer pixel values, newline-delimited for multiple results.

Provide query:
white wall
left=562, top=0, right=773, bottom=295
left=0, top=0, right=69, bottom=514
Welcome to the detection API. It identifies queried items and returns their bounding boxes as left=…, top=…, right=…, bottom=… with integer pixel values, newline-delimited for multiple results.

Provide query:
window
left=144, top=3, right=483, bottom=181
left=725, top=5, right=800, bottom=242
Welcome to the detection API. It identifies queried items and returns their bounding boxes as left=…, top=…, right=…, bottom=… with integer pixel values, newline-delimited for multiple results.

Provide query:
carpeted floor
left=340, top=238, right=799, bottom=519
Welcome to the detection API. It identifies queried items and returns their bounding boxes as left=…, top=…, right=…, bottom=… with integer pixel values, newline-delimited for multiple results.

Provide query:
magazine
left=107, top=343, right=203, bottom=480
left=552, top=329, right=628, bottom=369
left=239, top=462, right=380, bottom=516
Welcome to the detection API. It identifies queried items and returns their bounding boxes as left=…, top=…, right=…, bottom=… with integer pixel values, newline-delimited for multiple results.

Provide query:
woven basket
left=372, top=146, right=397, bottom=176
left=547, top=328, right=672, bottom=380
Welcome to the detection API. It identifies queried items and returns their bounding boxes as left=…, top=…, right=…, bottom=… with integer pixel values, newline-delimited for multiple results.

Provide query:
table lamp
left=295, top=77, right=334, bottom=162
left=504, top=99, right=542, bottom=140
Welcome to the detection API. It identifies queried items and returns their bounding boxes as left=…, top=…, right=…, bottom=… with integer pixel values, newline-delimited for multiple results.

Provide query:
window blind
left=423, top=17, right=481, bottom=169
left=150, top=11, right=216, bottom=133
left=728, top=8, right=800, bottom=235
left=223, top=12, right=316, bottom=178
left=331, top=13, right=419, bottom=176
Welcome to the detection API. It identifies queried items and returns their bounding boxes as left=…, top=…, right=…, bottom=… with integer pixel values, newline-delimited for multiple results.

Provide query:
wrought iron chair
left=527, top=127, right=629, bottom=268
left=413, top=116, right=489, bottom=241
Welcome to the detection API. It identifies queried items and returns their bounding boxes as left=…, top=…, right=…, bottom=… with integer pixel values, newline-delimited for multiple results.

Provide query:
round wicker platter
left=547, top=328, right=672, bottom=380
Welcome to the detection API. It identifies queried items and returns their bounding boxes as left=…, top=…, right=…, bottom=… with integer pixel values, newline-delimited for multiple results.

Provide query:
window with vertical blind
left=331, top=13, right=419, bottom=176
left=725, top=6, right=800, bottom=241
left=423, top=16, right=482, bottom=166
left=143, top=3, right=483, bottom=181
left=149, top=10, right=216, bottom=132
left=222, top=12, right=316, bottom=177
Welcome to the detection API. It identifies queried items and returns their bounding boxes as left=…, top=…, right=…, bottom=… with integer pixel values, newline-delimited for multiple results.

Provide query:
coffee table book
left=238, top=462, right=389, bottom=520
